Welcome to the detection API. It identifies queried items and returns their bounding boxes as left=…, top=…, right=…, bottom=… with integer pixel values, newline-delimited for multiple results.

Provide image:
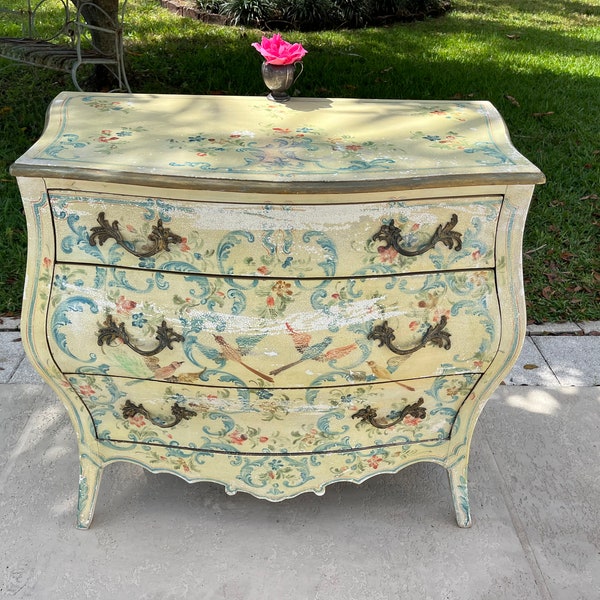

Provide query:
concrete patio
left=1, top=318, right=599, bottom=599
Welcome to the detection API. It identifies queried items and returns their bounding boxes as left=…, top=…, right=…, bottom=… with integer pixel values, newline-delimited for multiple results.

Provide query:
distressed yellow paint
left=11, top=94, right=544, bottom=528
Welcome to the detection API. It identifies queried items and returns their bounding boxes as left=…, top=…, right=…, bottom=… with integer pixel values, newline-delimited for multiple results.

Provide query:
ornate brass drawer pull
left=122, top=399, right=197, bottom=429
left=97, top=314, right=184, bottom=357
left=369, top=315, right=451, bottom=356
left=372, top=214, right=462, bottom=256
left=89, top=212, right=183, bottom=258
left=352, top=398, right=427, bottom=429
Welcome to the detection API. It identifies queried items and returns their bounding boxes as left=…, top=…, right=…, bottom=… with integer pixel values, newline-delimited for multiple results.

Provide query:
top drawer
left=50, top=190, right=501, bottom=279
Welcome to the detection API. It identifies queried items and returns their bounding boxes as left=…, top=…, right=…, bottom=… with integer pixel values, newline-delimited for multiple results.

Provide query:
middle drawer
left=48, top=265, right=500, bottom=388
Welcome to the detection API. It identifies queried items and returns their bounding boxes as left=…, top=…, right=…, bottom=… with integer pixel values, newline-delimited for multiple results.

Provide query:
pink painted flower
left=43, top=257, right=51, bottom=268
left=229, top=431, right=248, bottom=445
left=98, top=130, right=119, bottom=143
left=116, top=295, right=137, bottom=314
left=378, top=245, right=399, bottom=263
left=78, top=384, right=95, bottom=397
left=128, top=413, right=146, bottom=428
left=403, top=414, right=422, bottom=427
left=367, top=455, right=383, bottom=469
left=252, top=34, right=307, bottom=65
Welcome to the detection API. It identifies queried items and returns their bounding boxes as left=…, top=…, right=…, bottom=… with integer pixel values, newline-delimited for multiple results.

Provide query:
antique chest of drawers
left=11, top=93, right=544, bottom=528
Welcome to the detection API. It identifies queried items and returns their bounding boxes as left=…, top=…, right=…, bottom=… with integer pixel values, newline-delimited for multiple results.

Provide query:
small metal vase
left=261, top=62, right=303, bottom=102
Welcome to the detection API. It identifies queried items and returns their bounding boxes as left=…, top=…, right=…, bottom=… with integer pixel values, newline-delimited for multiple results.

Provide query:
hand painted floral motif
left=47, top=262, right=499, bottom=388
left=33, top=95, right=537, bottom=184
left=82, top=96, right=134, bottom=113
left=50, top=192, right=500, bottom=279
left=166, top=126, right=399, bottom=175
left=412, top=130, right=513, bottom=165
left=70, top=372, right=478, bottom=459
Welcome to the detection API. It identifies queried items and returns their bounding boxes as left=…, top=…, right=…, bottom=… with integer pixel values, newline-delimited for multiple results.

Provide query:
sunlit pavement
left=1, top=317, right=599, bottom=599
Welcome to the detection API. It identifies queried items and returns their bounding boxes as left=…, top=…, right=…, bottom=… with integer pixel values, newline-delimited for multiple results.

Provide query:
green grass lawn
left=1, top=0, right=598, bottom=322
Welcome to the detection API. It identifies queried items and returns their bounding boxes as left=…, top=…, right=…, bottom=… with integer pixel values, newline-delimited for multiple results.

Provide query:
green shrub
left=195, top=0, right=451, bottom=30
left=216, top=0, right=280, bottom=27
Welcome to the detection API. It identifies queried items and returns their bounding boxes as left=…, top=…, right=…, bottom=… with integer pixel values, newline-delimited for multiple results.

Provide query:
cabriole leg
left=77, top=453, right=104, bottom=529
left=448, top=460, right=472, bottom=528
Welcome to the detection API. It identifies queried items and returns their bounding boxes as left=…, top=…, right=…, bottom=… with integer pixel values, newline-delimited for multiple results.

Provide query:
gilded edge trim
left=9, top=165, right=546, bottom=194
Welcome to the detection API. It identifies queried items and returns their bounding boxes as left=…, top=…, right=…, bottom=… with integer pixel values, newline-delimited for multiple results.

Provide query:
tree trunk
left=70, top=0, right=120, bottom=89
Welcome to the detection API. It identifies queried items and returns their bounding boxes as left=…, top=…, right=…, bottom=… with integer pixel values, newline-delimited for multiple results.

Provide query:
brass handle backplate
left=89, top=212, right=182, bottom=258
left=97, top=314, right=184, bottom=357
left=122, top=399, right=197, bottom=429
left=372, top=213, right=462, bottom=257
left=352, top=398, right=427, bottom=429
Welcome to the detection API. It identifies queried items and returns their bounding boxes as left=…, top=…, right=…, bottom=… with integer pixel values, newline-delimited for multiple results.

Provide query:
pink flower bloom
left=252, top=34, right=307, bottom=66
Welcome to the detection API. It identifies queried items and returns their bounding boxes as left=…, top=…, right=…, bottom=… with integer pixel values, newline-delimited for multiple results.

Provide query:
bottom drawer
left=68, top=373, right=480, bottom=454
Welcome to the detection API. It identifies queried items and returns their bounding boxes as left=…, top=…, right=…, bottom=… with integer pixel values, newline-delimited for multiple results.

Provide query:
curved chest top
left=12, top=93, right=544, bottom=193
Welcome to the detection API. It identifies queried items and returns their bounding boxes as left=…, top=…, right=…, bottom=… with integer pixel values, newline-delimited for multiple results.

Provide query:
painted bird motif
left=366, top=360, right=415, bottom=391
left=272, top=323, right=360, bottom=377
left=270, top=336, right=334, bottom=377
left=143, top=357, right=184, bottom=380
left=285, top=321, right=312, bottom=353
left=213, top=334, right=275, bottom=383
